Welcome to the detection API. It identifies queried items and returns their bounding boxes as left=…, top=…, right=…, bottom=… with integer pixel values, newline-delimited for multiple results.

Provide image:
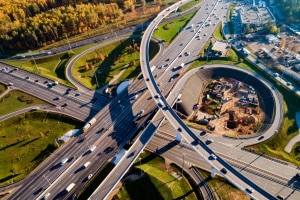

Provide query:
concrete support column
left=175, top=130, right=182, bottom=142
left=211, top=167, right=217, bottom=178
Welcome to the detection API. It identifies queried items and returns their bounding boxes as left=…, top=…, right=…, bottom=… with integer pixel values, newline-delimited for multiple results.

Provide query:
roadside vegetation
left=0, top=90, right=49, bottom=116
left=177, top=0, right=202, bottom=12
left=113, top=152, right=198, bottom=200
left=227, top=3, right=236, bottom=35
left=153, top=11, right=197, bottom=46
left=0, top=84, right=7, bottom=95
left=0, top=112, right=82, bottom=186
left=213, top=22, right=225, bottom=40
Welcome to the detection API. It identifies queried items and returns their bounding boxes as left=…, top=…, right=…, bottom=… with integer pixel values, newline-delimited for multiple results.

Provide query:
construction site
left=190, top=78, right=265, bottom=137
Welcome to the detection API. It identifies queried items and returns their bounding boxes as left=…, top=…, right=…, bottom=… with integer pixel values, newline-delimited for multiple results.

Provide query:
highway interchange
left=0, top=0, right=300, bottom=200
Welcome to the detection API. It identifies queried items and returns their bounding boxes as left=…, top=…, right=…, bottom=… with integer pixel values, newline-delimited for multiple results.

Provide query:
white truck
left=82, top=118, right=97, bottom=133
left=66, top=183, right=76, bottom=192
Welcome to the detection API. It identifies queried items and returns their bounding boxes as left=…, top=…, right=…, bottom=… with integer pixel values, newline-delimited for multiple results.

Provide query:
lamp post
left=181, top=153, right=185, bottom=177
left=132, top=39, right=136, bottom=61
left=139, top=158, right=142, bottom=176
left=29, top=50, right=39, bottom=74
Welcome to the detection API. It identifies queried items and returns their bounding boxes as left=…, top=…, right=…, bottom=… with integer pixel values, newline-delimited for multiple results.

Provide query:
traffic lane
left=147, top=136, right=288, bottom=198
left=208, top=141, right=299, bottom=180
left=89, top=113, right=165, bottom=200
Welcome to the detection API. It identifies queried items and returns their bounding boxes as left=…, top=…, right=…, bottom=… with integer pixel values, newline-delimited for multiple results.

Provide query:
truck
left=66, top=183, right=76, bottom=192
left=60, top=158, right=68, bottom=166
left=150, top=66, right=156, bottom=72
left=83, top=161, right=91, bottom=168
left=82, top=118, right=97, bottom=133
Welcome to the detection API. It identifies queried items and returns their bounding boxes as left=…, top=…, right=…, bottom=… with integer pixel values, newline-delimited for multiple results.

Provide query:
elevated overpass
left=88, top=0, right=282, bottom=199
left=138, top=1, right=277, bottom=200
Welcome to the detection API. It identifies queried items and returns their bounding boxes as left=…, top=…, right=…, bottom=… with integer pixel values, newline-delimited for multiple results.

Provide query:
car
left=169, top=77, right=173, bottom=82
left=60, top=158, right=68, bottom=166
left=7, top=82, right=13, bottom=86
left=89, top=146, right=96, bottom=152
left=41, top=193, right=50, bottom=200
left=200, top=131, right=206, bottom=136
left=25, top=76, right=30, bottom=79
left=61, top=103, right=68, bottom=107
left=277, top=195, right=284, bottom=200
left=71, top=194, right=77, bottom=200
left=246, top=187, right=253, bottom=193
left=286, top=82, right=291, bottom=86
left=75, top=92, right=81, bottom=96
left=88, top=174, right=93, bottom=179
left=206, top=139, right=213, bottom=144
left=210, top=154, right=217, bottom=160
left=258, top=135, right=264, bottom=140
left=155, top=94, right=161, bottom=99
left=158, top=82, right=162, bottom=86
left=221, top=168, right=227, bottom=174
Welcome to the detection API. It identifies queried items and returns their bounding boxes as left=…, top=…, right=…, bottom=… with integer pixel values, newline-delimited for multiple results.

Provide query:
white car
left=210, top=154, right=217, bottom=160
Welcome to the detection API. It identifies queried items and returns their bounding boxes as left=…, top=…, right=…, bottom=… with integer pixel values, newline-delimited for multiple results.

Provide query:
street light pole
left=29, top=50, right=39, bottom=74
left=181, top=153, right=185, bottom=177
left=139, top=158, right=142, bottom=176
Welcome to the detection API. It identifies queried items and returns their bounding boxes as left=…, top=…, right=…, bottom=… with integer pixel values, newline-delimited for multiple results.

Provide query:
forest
left=273, top=0, right=300, bottom=24
left=0, top=0, right=165, bottom=50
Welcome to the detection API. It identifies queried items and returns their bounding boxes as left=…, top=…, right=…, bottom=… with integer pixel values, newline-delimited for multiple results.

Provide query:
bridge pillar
left=211, top=167, right=217, bottom=178
left=175, top=130, right=182, bottom=142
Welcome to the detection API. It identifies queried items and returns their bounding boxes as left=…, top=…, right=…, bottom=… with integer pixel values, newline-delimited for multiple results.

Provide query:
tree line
left=274, top=0, right=300, bottom=24
left=0, top=0, right=151, bottom=50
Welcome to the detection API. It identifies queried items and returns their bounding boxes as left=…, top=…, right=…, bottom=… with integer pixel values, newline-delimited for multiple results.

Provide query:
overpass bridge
left=89, top=0, right=281, bottom=199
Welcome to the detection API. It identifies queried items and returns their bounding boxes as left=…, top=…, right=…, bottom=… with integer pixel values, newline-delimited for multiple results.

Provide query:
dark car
left=221, top=168, right=227, bottom=174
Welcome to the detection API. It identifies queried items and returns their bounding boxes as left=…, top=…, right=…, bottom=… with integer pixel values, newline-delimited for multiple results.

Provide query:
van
left=83, top=162, right=91, bottom=168
left=60, top=158, right=68, bottom=166
left=89, top=146, right=96, bottom=152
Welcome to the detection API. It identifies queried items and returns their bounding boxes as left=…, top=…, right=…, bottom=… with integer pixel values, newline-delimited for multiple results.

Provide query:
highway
left=0, top=0, right=296, bottom=199
left=139, top=0, right=277, bottom=199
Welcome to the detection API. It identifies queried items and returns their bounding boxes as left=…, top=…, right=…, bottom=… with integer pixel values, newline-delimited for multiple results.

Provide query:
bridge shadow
left=133, top=140, right=180, bottom=166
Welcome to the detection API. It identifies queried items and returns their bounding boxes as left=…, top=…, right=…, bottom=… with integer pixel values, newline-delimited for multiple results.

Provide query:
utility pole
left=181, top=153, right=185, bottom=177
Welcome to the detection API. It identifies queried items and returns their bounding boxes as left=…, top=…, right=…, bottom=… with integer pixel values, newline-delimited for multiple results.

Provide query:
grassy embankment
left=153, top=11, right=197, bottom=46
left=113, top=152, right=198, bottom=200
left=0, top=89, right=49, bottom=116
left=71, top=39, right=159, bottom=89
left=0, top=111, right=82, bottom=186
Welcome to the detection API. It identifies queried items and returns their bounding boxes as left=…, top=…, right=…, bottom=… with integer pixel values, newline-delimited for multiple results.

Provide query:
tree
left=84, top=62, right=90, bottom=70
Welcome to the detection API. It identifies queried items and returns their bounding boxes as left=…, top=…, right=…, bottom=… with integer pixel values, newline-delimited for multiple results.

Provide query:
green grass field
left=213, top=22, right=224, bottom=40
left=0, top=90, right=50, bottom=116
left=72, top=39, right=159, bottom=89
left=153, top=11, right=197, bottom=46
left=0, top=112, right=82, bottom=186
left=114, top=152, right=197, bottom=200
left=0, top=83, right=7, bottom=95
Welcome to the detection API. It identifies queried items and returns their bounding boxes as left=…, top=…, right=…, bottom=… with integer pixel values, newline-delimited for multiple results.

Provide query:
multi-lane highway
left=139, top=0, right=278, bottom=199
left=0, top=0, right=297, bottom=199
